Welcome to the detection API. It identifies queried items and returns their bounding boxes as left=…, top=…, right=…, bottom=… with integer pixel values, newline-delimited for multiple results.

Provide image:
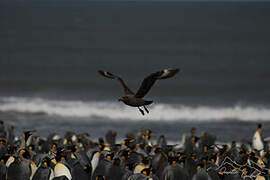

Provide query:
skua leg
left=143, top=106, right=149, bottom=114
left=138, top=107, right=145, bottom=115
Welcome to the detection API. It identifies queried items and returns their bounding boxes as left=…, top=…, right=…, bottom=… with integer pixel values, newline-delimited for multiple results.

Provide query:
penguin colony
left=0, top=121, right=270, bottom=180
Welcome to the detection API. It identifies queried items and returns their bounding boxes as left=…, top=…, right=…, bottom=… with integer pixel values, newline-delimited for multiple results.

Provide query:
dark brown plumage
left=98, top=68, right=180, bottom=115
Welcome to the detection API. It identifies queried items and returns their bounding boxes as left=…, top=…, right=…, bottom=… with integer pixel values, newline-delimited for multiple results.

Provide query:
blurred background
left=1, top=0, right=270, bottom=142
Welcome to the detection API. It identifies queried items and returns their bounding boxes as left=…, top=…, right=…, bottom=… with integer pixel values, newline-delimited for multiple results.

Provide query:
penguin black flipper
left=70, top=161, right=91, bottom=180
left=32, top=166, right=51, bottom=180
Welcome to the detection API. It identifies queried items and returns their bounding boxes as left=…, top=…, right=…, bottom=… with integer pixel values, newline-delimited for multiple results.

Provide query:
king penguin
left=32, top=156, right=54, bottom=180
left=252, top=124, right=264, bottom=152
left=0, top=155, right=7, bottom=180
left=91, top=151, right=101, bottom=176
left=7, top=155, right=31, bottom=180
left=52, top=148, right=72, bottom=180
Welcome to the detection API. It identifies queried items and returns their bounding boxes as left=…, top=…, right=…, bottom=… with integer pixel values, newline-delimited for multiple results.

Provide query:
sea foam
left=0, top=96, right=269, bottom=121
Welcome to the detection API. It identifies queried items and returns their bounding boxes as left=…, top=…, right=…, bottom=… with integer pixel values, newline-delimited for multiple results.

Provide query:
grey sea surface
left=0, top=1, right=270, bottom=142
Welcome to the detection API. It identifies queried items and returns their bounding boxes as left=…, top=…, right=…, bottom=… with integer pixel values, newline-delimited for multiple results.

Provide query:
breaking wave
left=0, top=96, right=269, bottom=121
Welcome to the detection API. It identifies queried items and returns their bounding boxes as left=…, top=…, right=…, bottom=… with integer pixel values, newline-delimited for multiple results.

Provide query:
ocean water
left=0, top=1, right=270, bottom=142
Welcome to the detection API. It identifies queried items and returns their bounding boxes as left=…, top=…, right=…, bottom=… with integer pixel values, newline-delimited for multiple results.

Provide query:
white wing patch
left=105, top=71, right=110, bottom=77
left=159, top=69, right=171, bottom=78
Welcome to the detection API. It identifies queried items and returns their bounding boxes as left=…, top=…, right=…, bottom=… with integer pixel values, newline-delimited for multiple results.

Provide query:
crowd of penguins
left=0, top=121, right=270, bottom=180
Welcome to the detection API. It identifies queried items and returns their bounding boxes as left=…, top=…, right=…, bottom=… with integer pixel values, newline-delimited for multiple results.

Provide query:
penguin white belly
left=134, top=164, right=149, bottom=174
left=54, top=162, right=72, bottom=180
left=91, top=152, right=100, bottom=174
left=253, top=131, right=264, bottom=151
left=6, top=156, right=15, bottom=167
left=30, top=161, right=38, bottom=180
left=49, top=168, right=54, bottom=180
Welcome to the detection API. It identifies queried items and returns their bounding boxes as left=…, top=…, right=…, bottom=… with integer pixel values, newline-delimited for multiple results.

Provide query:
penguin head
left=250, top=150, right=256, bottom=157
left=0, top=158, right=5, bottom=164
left=28, top=144, right=35, bottom=151
left=191, top=136, right=200, bottom=143
left=219, top=144, right=229, bottom=155
left=0, top=138, right=7, bottom=145
left=51, top=143, right=58, bottom=150
left=8, top=125, right=14, bottom=131
left=145, top=129, right=152, bottom=140
left=71, top=134, right=78, bottom=143
left=112, top=130, right=117, bottom=137
left=120, top=150, right=129, bottom=160
left=122, top=138, right=136, bottom=148
left=82, top=132, right=90, bottom=139
left=168, top=156, right=178, bottom=165
left=153, top=146, right=162, bottom=154
left=176, top=151, right=184, bottom=159
left=67, top=140, right=73, bottom=145
left=98, top=137, right=105, bottom=144
left=15, top=155, right=22, bottom=162
left=231, top=140, right=237, bottom=147
left=82, top=164, right=92, bottom=174
left=51, top=134, right=62, bottom=143
left=42, top=156, right=51, bottom=167
left=98, top=143, right=105, bottom=151
left=257, top=123, right=262, bottom=130
left=145, top=135, right=151, bottom=140
left=0, top=154, right=10, bottom=164
left=210, top=154, right=217, bottom=163
left=191, top=127, right=196, bottom=135
left=107, top=130, right=117, bottom=137
left=111, top=144, right=122, bottom=152
left=203, top=145, right=208, bottom=152
left=145, top=129, right=152, bottom=136
left=64, top=131, right=76, bottom=142
left=18, top=148, right=31, bottom=159
left=71, top=144, right=79, bottom=152
left=179, top=159, right=185, bottom=167
left=196, top=162, right=203, bottom=171
left=191, top=153, right=197, bottom=160
left=7, top=145, right=16, bottom=154
left=105, top=152, right=114, bottom=161
left=124, top=162, right=135, bottom=171
left=249, top=153, right=259, bottom=162
left=141, top=167, right=152, bottom=176
left=55, top=147, right=67, bottom=162
left=201, top=156, right=208, bottom=165
left=144, top=144, right=152, bottom=154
